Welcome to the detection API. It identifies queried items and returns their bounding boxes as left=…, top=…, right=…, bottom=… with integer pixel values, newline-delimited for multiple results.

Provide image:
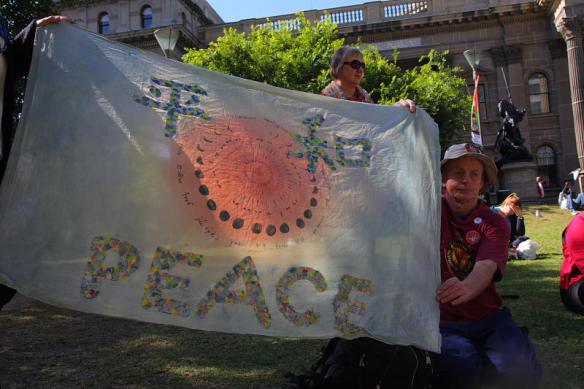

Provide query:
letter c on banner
left=276, top=266, right=327, bottom=326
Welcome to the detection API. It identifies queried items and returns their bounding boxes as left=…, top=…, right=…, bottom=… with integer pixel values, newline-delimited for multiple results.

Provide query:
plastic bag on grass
left=516, top=239, right=541, bottom=260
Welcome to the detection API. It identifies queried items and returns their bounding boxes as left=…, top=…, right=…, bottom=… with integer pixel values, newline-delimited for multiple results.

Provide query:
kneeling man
left=434, top=143, right=541, bottom=388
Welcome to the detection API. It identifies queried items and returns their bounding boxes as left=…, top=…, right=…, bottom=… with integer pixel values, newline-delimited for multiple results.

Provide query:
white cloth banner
left=0, top=25, right=441, bottom=351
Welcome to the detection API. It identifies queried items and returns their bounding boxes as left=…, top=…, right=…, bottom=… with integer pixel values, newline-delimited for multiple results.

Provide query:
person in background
left=491, top=193, right=526, bottom=247
left=321, top=45, right=416, bottom=112
left=536, top=176, right=545, bottom=199
left=560, top=213, right=584, bottom=315
left=0, top=13, right=70, bottom=311
left=559, top=180, right=584, bottom=215
left=434, top=143, right=541, bottom=389
left=296, top=45, right=430, bottom=389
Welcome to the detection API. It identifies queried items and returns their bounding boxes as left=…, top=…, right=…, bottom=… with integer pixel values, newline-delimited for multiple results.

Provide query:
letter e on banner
left=141, top=247, right=203, bottom=317
left=333, top=274, right=375, bottom=336
left=196, top=256, right=271, bottom=328
left=80, top=237, right=141, bottom=299
left=276, top=266, right=327, bottom=326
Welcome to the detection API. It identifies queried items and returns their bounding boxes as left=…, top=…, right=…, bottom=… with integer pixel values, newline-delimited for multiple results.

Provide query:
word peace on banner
left=80, top=236, right=373, bottom=335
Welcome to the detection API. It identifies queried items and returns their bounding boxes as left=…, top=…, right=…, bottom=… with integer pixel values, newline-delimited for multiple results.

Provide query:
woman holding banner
left=321, top=45, right=416, bottom=112
left=293, top=46, right=429, bottom=389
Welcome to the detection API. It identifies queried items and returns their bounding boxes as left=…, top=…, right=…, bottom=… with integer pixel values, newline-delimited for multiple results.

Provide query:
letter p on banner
left=80, top=237, right=141, bottom=299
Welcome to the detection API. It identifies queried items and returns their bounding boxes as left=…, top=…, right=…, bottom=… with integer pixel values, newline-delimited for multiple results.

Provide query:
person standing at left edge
left=433, top=143, right=542, bottom=388
left=0, top=13, right=69, bottom=310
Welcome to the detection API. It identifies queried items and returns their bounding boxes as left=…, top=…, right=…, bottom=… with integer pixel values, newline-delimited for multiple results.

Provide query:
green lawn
left=497, top=205, right=584, bottom=389
left=0, top=205, right=582, bottom=388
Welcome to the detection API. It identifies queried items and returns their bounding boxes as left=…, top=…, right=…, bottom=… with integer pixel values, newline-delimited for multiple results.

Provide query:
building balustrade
left=204, top=0, right=435, bottom=39
left=321, top=8, right=364, bottom=25
left=384, top=1, right=429, bottom=19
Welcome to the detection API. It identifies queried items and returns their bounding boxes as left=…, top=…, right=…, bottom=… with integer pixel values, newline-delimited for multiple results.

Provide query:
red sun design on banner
left=172, top=116, right=330, bottom=244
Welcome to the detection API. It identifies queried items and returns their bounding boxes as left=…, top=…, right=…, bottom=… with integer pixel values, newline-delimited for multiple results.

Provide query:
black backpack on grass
left=286, top=337, right=432, bottom=389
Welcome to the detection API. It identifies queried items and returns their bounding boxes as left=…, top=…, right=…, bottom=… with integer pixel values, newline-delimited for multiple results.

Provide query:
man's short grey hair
left=330, top=46, right=363, bottom=79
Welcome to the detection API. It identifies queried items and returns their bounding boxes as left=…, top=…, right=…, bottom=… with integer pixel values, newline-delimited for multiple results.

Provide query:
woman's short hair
left=330, top=46, right=363, bottom=79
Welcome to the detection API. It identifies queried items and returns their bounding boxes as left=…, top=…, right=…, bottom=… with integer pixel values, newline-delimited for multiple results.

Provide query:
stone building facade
left=57, top=0, right=584, bottom=191
left=55, top=0, right=223, bottom=58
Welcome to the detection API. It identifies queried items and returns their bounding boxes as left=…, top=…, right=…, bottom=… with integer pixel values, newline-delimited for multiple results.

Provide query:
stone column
left=363, top=2, right=384, bottom=23
left=557, top=17, right=584, bottom=172
left=117, top=0, right=130, bottom=32
left=162, top=0, right=176, bottom=25
left=549, top=39, right=576, bottom=182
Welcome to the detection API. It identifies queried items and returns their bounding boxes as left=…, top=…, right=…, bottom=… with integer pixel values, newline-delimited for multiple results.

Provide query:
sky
left=205, top=1, right=365, bottom=23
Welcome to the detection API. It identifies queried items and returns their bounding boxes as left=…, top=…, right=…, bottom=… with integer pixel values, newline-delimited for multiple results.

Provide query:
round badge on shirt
left=465, top=230, right=481, bottom=245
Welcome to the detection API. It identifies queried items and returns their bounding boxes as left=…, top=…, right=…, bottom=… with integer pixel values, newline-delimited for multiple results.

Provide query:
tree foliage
left=184, top=15, right=344, bottom=95
left=1, top=0, right=56, bottom=37
left=1, top=0, right=57, bottom=128
left=184, top=15, right=470, bottom=149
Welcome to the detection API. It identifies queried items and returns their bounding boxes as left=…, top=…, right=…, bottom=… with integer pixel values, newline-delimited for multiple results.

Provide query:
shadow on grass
left=535, top=253, right=563, bottom=260
left=0, top=300, right=324, bottom=388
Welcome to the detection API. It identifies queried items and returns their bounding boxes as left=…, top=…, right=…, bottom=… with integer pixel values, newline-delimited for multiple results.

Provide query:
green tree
left=1, top=0, right=57, bottom=129
left=184, top=15, right=344, bottom=94
left=184, top=15, right=470, bottom=148
left=375, top=49, right=470, bottom=148
left=1, top=0, right=56, bottom=37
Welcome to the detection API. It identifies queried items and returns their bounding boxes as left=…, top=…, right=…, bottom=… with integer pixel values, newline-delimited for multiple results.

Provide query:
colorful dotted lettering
left=276, top=267, right=327, bottom=326
left=289, top=114, right=336, bottom=174
left=332, top=274, right=374, bottom=336
left=134, top=76, right=209, bottom=138
left=141, top=247, right=203, bottom=317
left=335, top=136, right=372, bottom=168
left=196, top=256, right=271, bottom=328
left=289, top=115, right=373, bottom=173
left=80, top=237, right=141, bottom=299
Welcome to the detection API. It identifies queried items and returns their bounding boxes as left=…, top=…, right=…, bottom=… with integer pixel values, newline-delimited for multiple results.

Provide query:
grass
left=497, top=205, right=584, bottom=389
left=0, top=205, right=582, bottom=388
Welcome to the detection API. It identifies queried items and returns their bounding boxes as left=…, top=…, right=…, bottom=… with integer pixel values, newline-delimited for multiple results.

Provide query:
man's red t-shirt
left=561, top=213, right=584, bottom=290
left=440, top=196, right=510, bottom=322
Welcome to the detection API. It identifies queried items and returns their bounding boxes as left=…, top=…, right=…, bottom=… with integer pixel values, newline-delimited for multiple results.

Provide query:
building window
left=536, top=145, right=557, bottom=186
left=98, top=12, right=110, bottom=34
left=528, top=73, right=550, bottom=114
left=141, top=5, right=153, bottom=29
left=469, top=83, right=487, bottom=120
left=181, top=12, right=187, bottom=26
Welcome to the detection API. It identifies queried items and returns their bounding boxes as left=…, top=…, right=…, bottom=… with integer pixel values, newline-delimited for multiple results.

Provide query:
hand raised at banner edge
left=36, top=16, right=71, bottom=27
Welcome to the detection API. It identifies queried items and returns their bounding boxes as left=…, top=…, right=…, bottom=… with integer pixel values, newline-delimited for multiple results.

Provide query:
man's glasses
left=343, top=60, right=366, bottom=70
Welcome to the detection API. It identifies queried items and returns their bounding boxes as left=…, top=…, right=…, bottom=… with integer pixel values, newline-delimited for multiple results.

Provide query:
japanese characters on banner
left=0, top=24, right=442, bottom=352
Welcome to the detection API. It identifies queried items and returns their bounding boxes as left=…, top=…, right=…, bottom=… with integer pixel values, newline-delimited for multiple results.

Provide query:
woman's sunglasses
left=343, top=60, right=366, bottom=70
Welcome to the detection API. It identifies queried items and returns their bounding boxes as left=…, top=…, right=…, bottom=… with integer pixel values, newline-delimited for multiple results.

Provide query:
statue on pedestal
left=495, top=99, right=532, bottom=167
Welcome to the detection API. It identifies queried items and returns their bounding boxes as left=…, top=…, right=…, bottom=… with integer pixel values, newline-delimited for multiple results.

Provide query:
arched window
left=528, top=73, right=550, bottom=114
left=98, top=12, right=110, bottom=34
left=141, top=5, right=153, bottom=29
left=536, top=145, right=557, bottom=186
left=181, top=12, right=187, bottom=26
